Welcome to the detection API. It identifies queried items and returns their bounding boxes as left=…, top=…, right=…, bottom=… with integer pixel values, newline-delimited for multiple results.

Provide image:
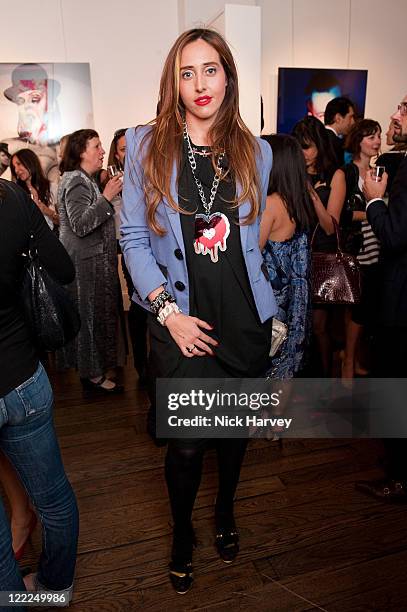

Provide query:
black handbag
left=311, top=217, right=361, bottom=305
left=21, top=234, right=81, bottom=351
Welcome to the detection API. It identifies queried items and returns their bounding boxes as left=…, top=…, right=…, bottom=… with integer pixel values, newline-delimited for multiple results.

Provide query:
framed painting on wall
left=277, top=67, right=368, bottom=134
left=0, top=62, right=94, bottom=182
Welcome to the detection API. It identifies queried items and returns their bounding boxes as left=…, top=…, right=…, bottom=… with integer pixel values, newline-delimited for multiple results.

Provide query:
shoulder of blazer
left=256, top=136, right=273, bottom=171
left=126, top=124, right=153, bottom=151
left=124, top=125, right=154, bottom=188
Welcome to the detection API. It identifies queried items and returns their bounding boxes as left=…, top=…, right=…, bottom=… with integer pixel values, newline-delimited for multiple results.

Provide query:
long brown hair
left=135, top=28, right=260, bottom=235
left=10, top=149, right=51, bottom=206
left=108, top=128, right=127, bottom=169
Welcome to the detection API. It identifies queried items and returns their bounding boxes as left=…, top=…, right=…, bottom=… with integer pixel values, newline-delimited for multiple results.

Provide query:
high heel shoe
left=215, top=512, right=239, bottom=563
left=80, top=376, right=124, bottom=395
left=215, top=526, right=239, bottom=563
left=168, top=560, right=194, bottom=595
left=168, top=525, right=196, bottom=594
left=14, top=511, right=37, bottom=561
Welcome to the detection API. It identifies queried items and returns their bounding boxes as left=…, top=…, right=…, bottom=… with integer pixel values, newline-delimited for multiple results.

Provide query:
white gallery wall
left=224, top=5, right=262, bottom=135
left=0, top=0, right=179, bottom=151
left=0, top=0, right=406, bottom=147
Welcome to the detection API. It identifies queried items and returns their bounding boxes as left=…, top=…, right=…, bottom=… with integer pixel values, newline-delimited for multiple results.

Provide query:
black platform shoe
left=215, top=512, right=239, bottom=563
left=215, top=527, right=239, bottom=563
left=168, top=526, right=196, bottom=594
left=168, top=560, right=194, bottom=595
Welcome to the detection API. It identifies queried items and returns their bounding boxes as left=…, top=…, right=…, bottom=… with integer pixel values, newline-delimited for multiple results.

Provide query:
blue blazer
left=120, top=125, right=277, bottom=324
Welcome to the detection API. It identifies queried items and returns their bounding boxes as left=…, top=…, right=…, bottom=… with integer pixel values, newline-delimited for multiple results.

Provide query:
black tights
left=165, top=438, right=248, bottom=535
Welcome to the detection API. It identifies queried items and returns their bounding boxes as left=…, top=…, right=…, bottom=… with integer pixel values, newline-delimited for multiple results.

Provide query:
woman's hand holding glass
left=103, top=175, right=123, bottom=202
left=165, top=312, right=218, bottom=358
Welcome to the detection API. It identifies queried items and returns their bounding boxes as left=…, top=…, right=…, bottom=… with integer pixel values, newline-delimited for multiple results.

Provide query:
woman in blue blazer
left=121, top=28, right=277, bottom=594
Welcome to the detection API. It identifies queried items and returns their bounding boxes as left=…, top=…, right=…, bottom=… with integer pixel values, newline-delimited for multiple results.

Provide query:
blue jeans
left=0, top=362, right=79, bottom=598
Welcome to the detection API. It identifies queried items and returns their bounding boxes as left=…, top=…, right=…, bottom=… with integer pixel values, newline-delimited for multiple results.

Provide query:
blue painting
left=277, top=67, right=368, bottom=134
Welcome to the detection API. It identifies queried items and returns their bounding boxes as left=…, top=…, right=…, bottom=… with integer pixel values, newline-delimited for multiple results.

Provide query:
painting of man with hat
left=0, top=62, right=93, bottom=184
left=4, top=63, right=61, bottom=145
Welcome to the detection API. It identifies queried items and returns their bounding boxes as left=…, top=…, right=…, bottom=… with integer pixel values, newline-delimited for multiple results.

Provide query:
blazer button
left=175, top=281, right=185, bottom=291
left=174, top=248, right=183, bottom=260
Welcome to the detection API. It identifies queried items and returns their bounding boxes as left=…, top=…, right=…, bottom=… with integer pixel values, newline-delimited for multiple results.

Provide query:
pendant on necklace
left=194, top=212, right=230, bottom=263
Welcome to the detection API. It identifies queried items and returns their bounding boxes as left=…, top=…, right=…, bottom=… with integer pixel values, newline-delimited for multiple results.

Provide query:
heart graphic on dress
left=194, top=212, right=230, bottom=263
left=203, top=228, right=216, bottom=240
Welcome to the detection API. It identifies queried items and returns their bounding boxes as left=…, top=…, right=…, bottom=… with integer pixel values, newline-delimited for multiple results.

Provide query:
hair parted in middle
left=292, top=115, right=337, bottom=181
left=107, top=128, right=127, bottom=169
left=136, top=28, right=260, bottom=235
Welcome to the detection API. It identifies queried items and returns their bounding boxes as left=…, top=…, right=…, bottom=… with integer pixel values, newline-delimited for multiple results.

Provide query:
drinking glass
left=107, top=164, right=120, bottom=178
left=372, top=166, right=385, bottom=182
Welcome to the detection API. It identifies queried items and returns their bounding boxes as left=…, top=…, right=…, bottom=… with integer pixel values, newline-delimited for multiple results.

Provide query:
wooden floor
left=19, top=361, right=407, bottom=612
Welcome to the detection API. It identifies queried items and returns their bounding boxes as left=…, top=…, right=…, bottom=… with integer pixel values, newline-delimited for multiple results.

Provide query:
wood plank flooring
left=17, top=362, right=407, bottom=611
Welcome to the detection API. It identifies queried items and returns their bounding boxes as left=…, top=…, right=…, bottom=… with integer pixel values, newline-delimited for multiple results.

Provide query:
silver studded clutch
left=270, top=318, right=288, bottom=358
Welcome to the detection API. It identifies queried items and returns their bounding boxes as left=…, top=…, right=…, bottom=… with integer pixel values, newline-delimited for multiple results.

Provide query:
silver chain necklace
left=182, top=119, right=230, bottom=263
left=182, top=119, right=225, bottom=217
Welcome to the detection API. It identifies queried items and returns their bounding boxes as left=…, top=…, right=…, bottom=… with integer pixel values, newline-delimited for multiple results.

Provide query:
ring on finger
left=186, top=346, right=194, bottom=354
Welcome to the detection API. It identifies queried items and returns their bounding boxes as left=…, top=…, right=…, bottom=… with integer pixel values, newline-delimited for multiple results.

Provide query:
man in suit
left=324, top=97, right=355, bottom=167
left=356, top=94, right=407, bottom=501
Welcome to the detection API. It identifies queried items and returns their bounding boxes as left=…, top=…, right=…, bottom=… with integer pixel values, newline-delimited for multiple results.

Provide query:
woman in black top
left=121, top=29, right=275, bottom=594
left=292, top=116, right=345, bottom=246
left=0, top=179, right=79, bottom=598
left=10, top=148, right=59, bottom=228
left=332, top=119, right=382, bottom=382
left=293, top=116, right=347, bottom=376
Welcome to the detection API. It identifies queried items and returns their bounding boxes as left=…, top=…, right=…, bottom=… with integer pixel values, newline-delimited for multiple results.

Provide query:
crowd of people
left=1, top=26, right=407, bottom=602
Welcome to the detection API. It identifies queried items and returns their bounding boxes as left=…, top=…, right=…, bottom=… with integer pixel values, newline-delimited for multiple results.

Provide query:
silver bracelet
left=157, top=302, right=181, bottom=326
left=150, top=290, right=174, bottom=315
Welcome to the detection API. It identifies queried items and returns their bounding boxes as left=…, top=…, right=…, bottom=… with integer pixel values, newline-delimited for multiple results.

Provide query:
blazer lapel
left=238, top=183, right=250, bottom=252
left=164, top=159, right=184, bottom=248
left=223, top=186, right=257, bottom=312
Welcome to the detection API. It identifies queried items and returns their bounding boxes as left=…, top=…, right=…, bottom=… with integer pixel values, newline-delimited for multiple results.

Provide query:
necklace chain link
left=182, top=119, right=224, bottom=217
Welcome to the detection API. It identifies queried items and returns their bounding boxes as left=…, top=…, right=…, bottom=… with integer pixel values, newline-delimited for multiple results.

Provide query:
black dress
left=310, top=172, right=337, bottom=252
left=148, top=144, right=271, bottom=381
left=157, top=146, right=269, bottom=553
